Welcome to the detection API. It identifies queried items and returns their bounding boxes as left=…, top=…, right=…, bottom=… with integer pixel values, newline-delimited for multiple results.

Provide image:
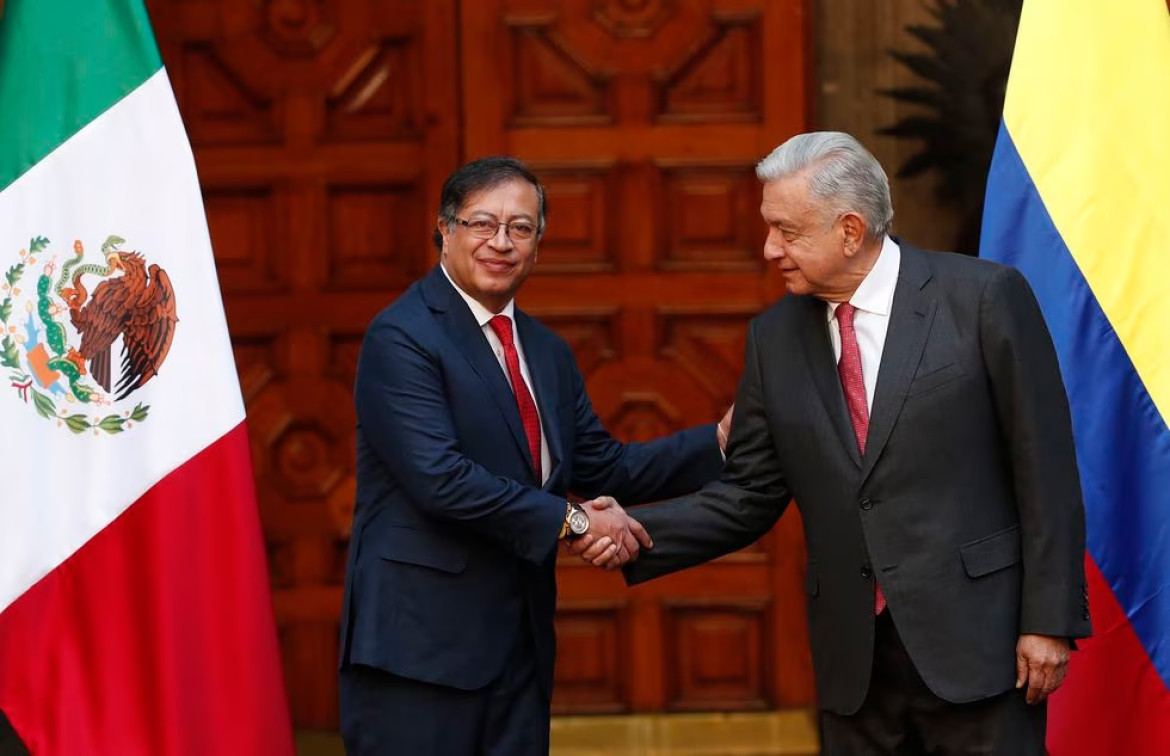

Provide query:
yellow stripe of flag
left=1003, top=0, right=1170, bottom=424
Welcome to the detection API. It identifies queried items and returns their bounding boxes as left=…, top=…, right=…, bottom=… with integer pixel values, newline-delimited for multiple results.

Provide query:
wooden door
left=459, top=0, right=815, bottom=714
left=147, top=0, right=813, bottom=731
left=145, top=0, right=461, bottom=728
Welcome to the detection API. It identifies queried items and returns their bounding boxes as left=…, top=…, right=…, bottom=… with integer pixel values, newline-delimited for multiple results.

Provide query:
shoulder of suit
left=515, top=309, right=571, bottom=353
left=906, top=245, right=1015, bottom=286
left=753, top=292, right=813, bottom=330
left=365, top=278, right=427, bottom=332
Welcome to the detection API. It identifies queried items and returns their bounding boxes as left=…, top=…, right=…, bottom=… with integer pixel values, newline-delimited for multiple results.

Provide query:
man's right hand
left=566, top=496, right=652, bottom=570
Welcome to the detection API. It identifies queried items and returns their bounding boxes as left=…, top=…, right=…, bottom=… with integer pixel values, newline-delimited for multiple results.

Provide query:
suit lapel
left=860, top=246, right=936, bottom=483
left=516, top=311, right=564, bottom=489
left=798, top=296, right=863, bottom=467
left=421, top=266, right=534, bottom=476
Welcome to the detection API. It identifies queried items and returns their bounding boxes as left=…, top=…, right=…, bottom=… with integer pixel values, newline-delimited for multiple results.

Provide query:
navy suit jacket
left=340, top=264, right=723, bottom=696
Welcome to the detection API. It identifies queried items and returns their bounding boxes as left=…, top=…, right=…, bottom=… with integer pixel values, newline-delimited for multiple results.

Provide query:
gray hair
left=755, top=132, right=893, bottom=240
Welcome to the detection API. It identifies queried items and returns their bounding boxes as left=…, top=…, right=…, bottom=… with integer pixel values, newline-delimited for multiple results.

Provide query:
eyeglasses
left=454, top=216, right=538, bottom=242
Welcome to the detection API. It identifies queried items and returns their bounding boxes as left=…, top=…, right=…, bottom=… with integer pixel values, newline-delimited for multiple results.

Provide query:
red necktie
left=489, top=315, right=542, bottom=482
left=836, top=303, right=886, bottom=615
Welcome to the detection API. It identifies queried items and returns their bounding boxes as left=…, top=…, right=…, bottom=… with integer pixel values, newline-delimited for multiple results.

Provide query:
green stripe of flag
left=0, top=0, right=162, bottom=193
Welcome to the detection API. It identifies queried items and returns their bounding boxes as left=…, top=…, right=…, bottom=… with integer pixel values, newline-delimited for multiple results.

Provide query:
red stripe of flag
left=0, top=423, right=292, bottom=754
left=1048, top=555, right=1170, bottom=755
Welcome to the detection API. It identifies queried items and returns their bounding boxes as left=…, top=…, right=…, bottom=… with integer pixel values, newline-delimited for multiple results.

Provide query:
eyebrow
left=466, top=211, right=536, bottom=221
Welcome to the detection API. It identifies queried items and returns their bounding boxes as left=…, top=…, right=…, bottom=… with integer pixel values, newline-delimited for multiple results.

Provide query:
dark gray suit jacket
left=625, top=244, right=1090, bottom=715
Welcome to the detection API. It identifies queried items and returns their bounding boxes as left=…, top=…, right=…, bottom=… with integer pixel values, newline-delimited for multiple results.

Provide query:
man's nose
left=488, top=223, right=514, bottom=250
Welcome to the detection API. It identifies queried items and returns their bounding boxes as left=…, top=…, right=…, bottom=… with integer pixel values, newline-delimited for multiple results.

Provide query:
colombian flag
left=980, top=0, right=1170, bottom=753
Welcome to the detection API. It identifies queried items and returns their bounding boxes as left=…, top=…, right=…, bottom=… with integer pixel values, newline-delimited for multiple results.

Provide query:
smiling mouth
left=478, top=258, right=515, bottom=272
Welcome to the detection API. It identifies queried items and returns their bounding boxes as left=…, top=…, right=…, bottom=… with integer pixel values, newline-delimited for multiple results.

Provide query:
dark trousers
left=0, top=709, right=29, bottom=756
left=821, top=611, right=1046, bottom=756
left=339, top=629, right=550, bottom=756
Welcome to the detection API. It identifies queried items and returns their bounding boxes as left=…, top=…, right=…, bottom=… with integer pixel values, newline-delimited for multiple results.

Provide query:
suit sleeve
left=980, top=266, right=1090, bottom=638
left=562, top=340, right=724, bottom=504
left=354, top=317, right=565, bottom=565
left=624, top=319, right=792, bottom=585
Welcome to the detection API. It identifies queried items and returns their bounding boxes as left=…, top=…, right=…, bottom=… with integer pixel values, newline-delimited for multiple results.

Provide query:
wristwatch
left=562, top=502, right=590, bottom=539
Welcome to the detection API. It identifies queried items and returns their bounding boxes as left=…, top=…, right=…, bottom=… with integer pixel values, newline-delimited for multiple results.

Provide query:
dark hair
left=432, top=156, right=547, bottom=251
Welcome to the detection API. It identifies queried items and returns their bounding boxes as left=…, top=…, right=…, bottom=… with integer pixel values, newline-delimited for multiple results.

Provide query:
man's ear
left=840, top=212, right=868, bottom=257
left=437, top=217, right=449, bottom=252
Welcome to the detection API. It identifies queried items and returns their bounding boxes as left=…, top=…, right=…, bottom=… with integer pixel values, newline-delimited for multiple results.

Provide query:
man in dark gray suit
left=580, top=132, right=1090, bottom=753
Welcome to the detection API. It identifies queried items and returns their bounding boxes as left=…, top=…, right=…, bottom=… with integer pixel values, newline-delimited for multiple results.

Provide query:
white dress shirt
left=825, top=236, right=902, bottom=411
left=441, top=263, right=551, bottom=484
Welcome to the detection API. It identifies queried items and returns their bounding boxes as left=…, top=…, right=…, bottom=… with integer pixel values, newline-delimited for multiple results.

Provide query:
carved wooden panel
left=246, top=378, right=354, bottom=501
left=324, top=37, right=422, bottom=143
left=178, top=44, right=280, bottom=146
left=665, top=600, right=772, bottom=711
left=531, top=164, right=619, bottom=273
left=552, top=602, right=629, bottom=714
left=324, top=329, right=365, bottom=390
left=658, top=12, right=763, bottom=123
left=655, top=163, right=765, bottom=272
left=203, top=186, right=289, bottom=293
left=509, top=24, right=613, bottom=126
left=657, top=310, right=752, bottom=404
left=324, top=182, right=426, bottom=291
left=231, top=331, right=283, bottom=403
left=532, top=311, right=621, bottom=378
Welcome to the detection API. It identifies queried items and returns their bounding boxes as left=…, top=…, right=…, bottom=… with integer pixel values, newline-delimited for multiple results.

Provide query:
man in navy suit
left=339, top=156, right=728, bottom=754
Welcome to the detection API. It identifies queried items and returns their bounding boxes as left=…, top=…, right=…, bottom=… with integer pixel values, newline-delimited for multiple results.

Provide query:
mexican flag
left=0, top=1, right=294, bottom=753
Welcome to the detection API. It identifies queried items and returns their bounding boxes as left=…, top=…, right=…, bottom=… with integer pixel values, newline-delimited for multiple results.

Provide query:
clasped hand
left=564, top=497, right=652, bottom=571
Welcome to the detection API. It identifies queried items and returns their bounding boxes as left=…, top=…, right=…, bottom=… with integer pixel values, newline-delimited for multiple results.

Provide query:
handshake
left=563, top=403, right=732, bottom=571
left=563, top=496, right=653, bottom=571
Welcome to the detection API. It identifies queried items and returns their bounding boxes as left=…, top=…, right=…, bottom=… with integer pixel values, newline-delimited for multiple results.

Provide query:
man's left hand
left=1015, top=633, right=1070, bottom=704
left=717, top=403, right=734, bottom=455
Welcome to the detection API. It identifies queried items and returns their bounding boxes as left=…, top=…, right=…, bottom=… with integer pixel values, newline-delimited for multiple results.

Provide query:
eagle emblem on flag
left=1, top=235, right=178, bottom=434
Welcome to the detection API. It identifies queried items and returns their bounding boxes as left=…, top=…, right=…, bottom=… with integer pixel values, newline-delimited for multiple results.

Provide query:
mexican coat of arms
left=2, top=235, right=178, bottom=435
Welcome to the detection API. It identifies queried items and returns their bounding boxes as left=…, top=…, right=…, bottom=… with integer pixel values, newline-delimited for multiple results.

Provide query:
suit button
left=1083, top=610, right=1091, bottom=620
left=861, top=566, right=873, bottom=579
left=860, top=497, right=873, bottom=511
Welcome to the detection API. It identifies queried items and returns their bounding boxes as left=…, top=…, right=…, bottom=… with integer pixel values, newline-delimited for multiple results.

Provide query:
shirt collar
left=440, top=261, right=516, bottom=327
left=827, top=235, right=901, bottom=320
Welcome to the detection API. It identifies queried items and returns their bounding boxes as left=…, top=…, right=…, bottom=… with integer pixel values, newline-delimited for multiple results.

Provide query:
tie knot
left=489, top=315, right=514, bottom=346
left=835, top=303, right=857, bottom=329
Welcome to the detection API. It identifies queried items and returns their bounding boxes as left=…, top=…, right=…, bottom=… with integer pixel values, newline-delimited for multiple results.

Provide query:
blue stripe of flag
left=980, top=121, right=1170, bottom=689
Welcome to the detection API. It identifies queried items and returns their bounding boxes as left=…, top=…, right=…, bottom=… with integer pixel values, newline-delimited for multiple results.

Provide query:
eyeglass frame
left=453, top=216, right=540, bottom=243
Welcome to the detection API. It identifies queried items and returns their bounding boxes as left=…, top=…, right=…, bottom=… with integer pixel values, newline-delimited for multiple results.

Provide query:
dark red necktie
left=836, top=303, right=886, bottom=615
left=489, top=315, right=542, bottom=482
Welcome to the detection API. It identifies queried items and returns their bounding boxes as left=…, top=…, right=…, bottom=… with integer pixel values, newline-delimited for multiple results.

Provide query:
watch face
left=568, top=508, right=590, bottom=535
